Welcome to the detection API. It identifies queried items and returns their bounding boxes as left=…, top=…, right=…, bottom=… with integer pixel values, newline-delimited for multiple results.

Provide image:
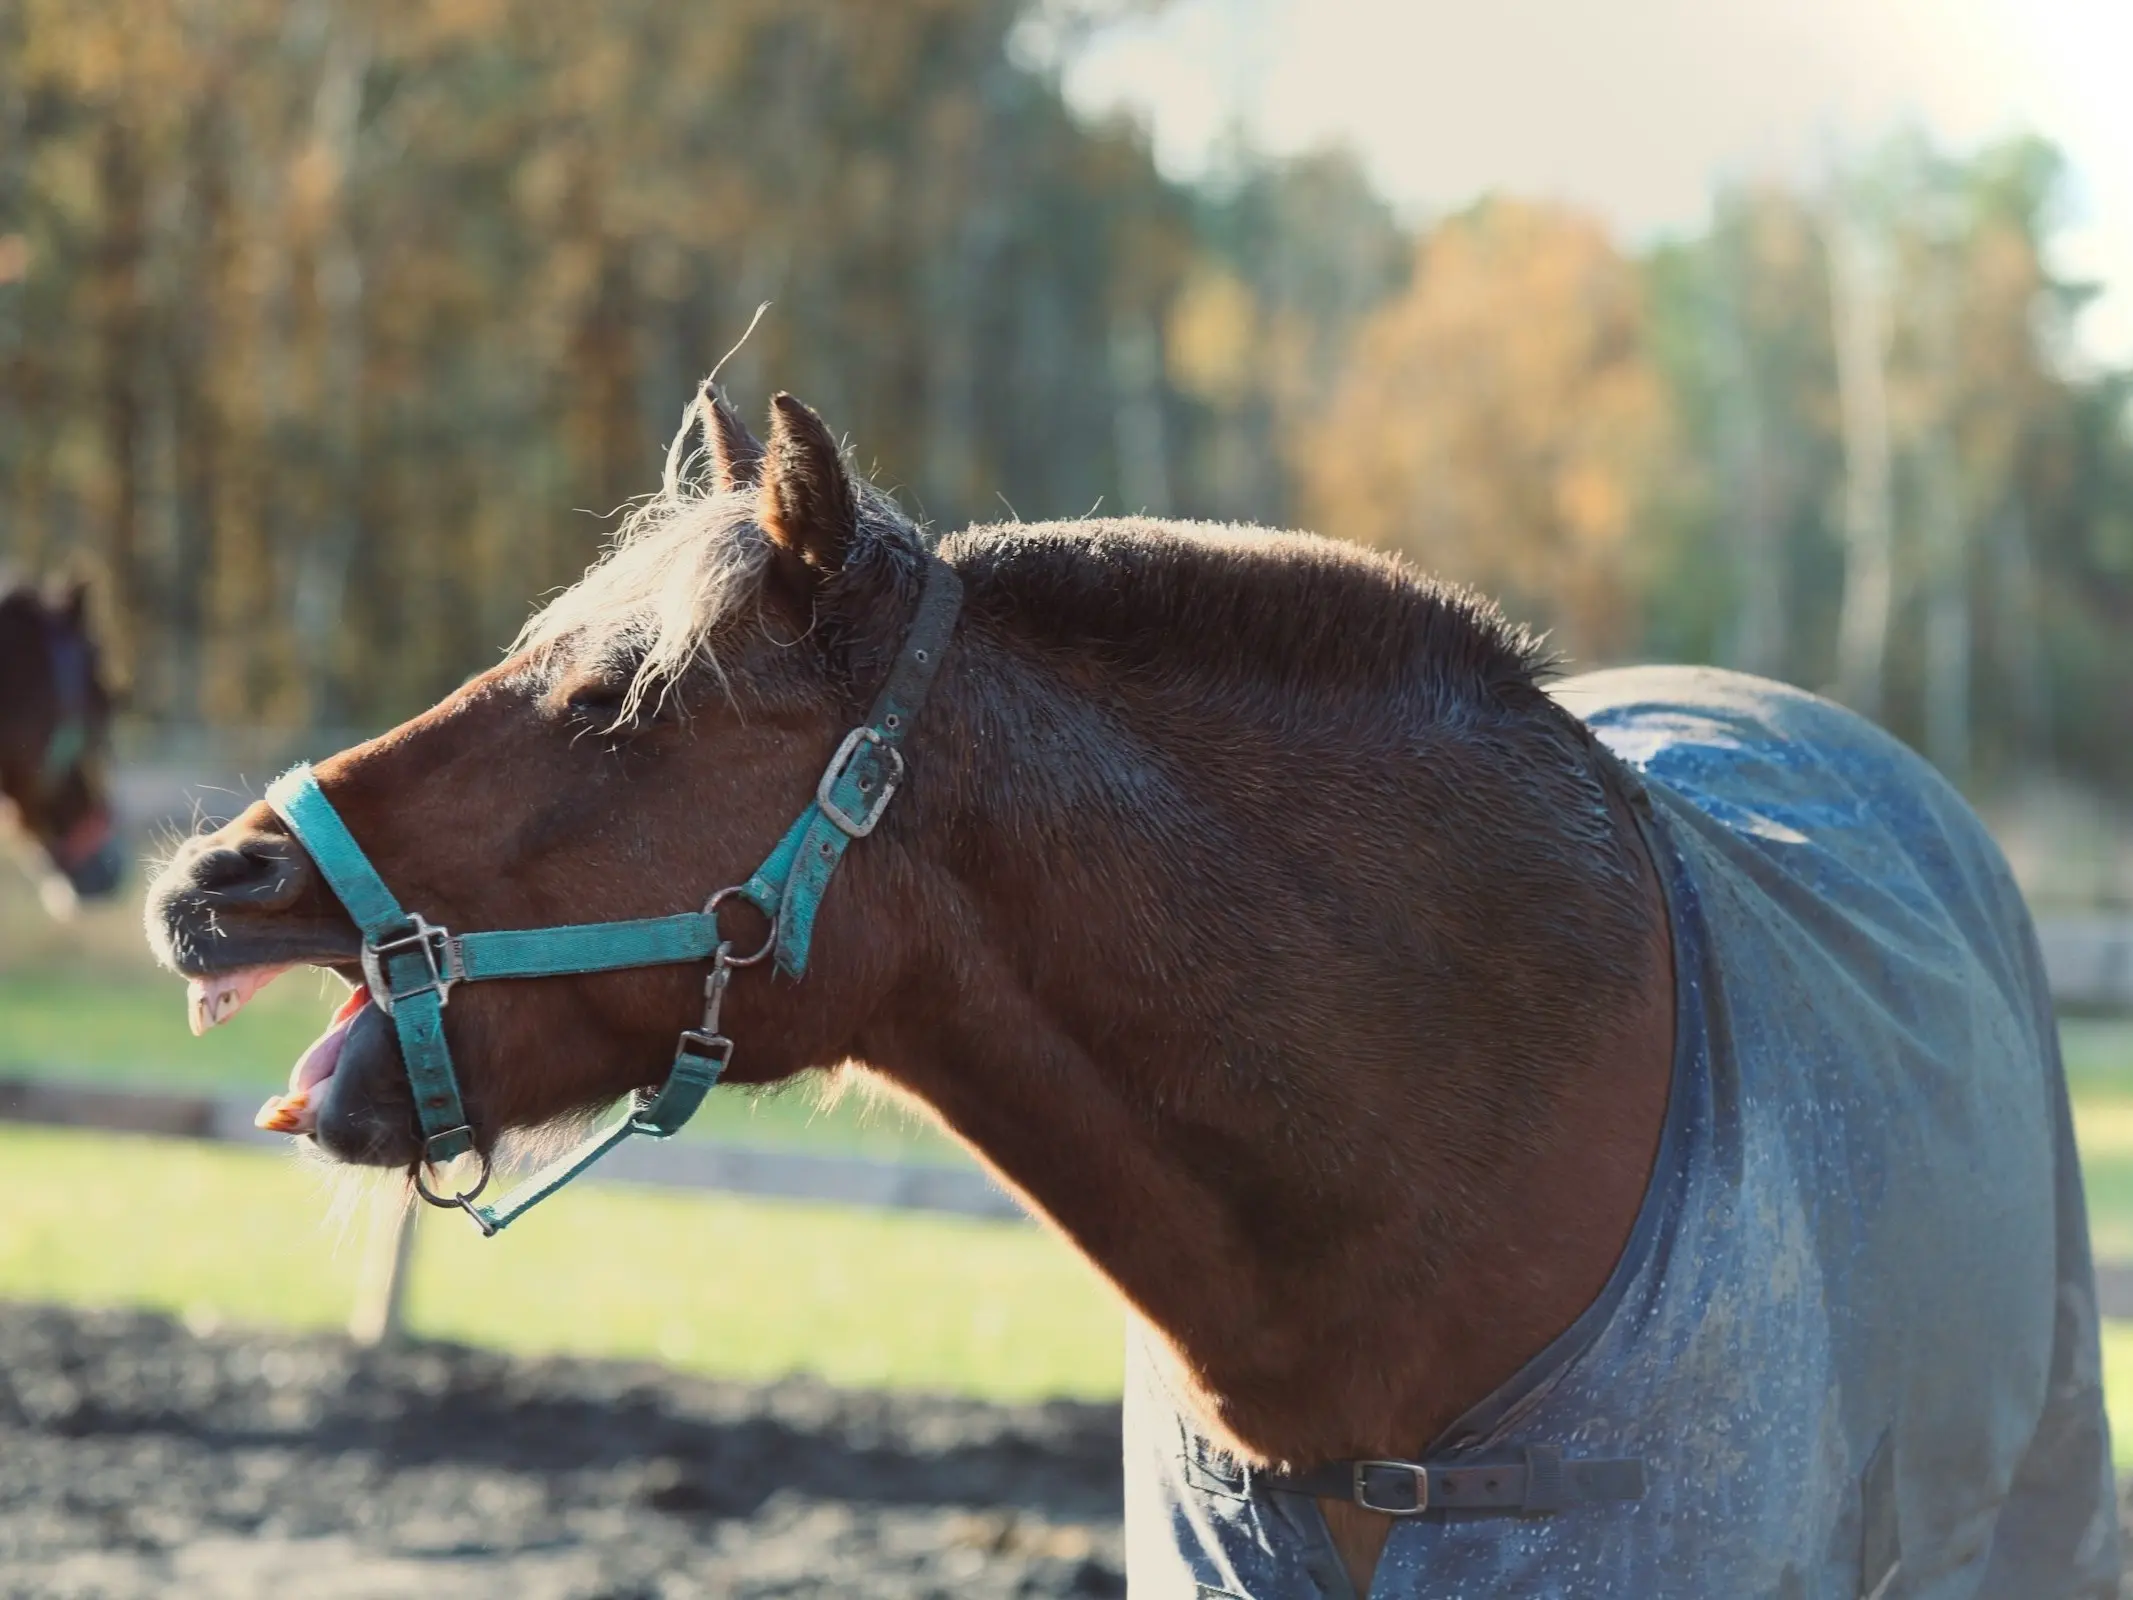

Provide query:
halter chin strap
left=265, top=555, right=964, bottom=1235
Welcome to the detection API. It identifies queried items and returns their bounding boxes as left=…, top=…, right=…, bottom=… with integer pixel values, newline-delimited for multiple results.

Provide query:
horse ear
left=758, top=392, right=856, bottom=579
left=699, top=381, right=764, bottom=490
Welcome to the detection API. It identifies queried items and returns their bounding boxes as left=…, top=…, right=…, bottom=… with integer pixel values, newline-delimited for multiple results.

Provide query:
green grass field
left=0, top=875, right=1106, bottom=1395
left=0, top=868, right=1113, bottom=1397
left=6, top=877, right=2133, bottom=1455
left=0, top=1122, right=1122, bottom=1398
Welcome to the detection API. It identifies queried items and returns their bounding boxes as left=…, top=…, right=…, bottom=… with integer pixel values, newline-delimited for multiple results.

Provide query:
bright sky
left=1050, top=0, right=2133, bottom=365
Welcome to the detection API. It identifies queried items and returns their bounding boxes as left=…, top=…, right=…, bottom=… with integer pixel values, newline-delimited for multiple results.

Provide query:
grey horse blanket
left=1124, top=666, right=2118, bottom=1598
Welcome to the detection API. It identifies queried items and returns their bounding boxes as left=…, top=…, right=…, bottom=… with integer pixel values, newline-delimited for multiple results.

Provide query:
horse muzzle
left=49, top=806, right=123, bottom=899
left=147, top=817, right=422, bottom=1166
left=146, top=823, right=364, bottom=976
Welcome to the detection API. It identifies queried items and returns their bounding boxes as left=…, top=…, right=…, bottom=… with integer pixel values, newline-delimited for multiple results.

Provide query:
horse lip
left=310, top=1002, right=425, bottom=1168
left=163, top=917, right=365, bottom=980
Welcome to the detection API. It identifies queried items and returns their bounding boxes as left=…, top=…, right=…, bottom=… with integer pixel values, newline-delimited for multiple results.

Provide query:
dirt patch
left=0, top=1303, right=1124, bottom=1599
left=12, top=1301, right=2130, bottom=1596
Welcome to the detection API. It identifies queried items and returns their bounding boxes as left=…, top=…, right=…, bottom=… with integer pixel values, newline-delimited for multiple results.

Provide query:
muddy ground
left=9, top=1302, right=2133, bottom=1597
left=0, top=1303, right=1124, bottom=1599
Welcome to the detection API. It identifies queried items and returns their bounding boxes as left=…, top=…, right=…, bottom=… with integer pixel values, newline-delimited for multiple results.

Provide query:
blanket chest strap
left=1261, top=1443, right=1645, bottom=1517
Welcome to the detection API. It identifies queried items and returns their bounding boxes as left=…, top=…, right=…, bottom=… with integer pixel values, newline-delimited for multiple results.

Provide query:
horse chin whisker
left=297, top=1146, right=413, bottom=1255
left=143, top=820, right=191, bottom=873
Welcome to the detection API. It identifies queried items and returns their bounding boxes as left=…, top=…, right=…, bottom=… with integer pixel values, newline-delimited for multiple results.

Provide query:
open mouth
left=188, top=965, right=374, bottom=1138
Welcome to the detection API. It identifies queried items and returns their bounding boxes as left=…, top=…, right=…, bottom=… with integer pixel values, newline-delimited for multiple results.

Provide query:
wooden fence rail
left=2037, top=916, right=2133, bottom=1011
left=0, top=1076, right=1027, bottom=1345
left=0, top=1079, right=1023, bottom=1221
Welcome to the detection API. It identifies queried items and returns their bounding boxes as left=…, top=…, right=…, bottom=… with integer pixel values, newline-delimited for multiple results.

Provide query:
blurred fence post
left=349, top=1188, right=418, bottom=1345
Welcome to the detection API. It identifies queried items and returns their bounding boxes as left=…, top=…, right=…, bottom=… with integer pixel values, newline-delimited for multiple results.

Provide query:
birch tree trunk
left=1918, top=431, right=1971, bottom=781
left=0, top=5, right=27, bottom=561
left=1911, top=233, right=1970, bottom=789
left=167, top=53, right=235, bottom=726
left=290, top=0, right=369, bottom=727
left=1707, top=273, right=1786, bottom=677
left=920, top=52, right=1013, bottom=529
left=95, top=118, right=149, bottom=686
left=1916, top=238, right=1971, bottom=783
left=1109, top=312, right=1171, bottom=517
left=1993, top=498, right=2049, bottom=767
left=1826, top=209, right=1896, bottom=720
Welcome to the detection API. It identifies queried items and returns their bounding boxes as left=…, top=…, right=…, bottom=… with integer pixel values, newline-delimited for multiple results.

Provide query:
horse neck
left=857, top=636, right=1676, bottom=1468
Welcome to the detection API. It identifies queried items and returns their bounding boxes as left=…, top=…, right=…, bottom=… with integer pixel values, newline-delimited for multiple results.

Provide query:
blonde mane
left=513, top=404, right=770, bottom=716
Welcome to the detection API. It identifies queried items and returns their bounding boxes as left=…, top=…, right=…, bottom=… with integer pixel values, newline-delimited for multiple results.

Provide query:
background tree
left=1301, top=199, right=1679, bottom=662
left=1644, top=186, right=1842, bottom=682
left=2, top=8, right=2128, bottom=798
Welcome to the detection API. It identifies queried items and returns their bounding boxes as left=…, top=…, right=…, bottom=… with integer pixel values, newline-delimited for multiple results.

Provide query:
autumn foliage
left=1, top=5, right=2127, bottom=789
left=1302, top=201, right=1676, bottom=660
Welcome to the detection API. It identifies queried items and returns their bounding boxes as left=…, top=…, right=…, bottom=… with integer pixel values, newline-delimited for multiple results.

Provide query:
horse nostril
left=191, top=839, right=303, bottom=908
left=193, top=845, right=261, bottom=889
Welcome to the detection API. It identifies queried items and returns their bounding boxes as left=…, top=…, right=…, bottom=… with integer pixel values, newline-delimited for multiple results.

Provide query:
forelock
left=513, top=440, right=771, bottom=716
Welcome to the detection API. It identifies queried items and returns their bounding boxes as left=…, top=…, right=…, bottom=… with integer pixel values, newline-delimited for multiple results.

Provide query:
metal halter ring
left=414, top=1141, right=494, bottom=1233
left=703, top=886, right=779, bottom=968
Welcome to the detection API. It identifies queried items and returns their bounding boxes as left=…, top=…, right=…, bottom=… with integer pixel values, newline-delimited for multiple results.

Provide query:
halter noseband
left=265, top=556, right=964, bottom=1236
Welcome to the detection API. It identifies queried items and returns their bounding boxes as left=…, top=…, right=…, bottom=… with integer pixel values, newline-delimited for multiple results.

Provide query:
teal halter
left=264, top=556, right=964, bottom=1235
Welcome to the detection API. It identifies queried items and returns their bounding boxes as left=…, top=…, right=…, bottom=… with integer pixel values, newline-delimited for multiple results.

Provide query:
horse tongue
left=254, top=988, right=373, bottom=1135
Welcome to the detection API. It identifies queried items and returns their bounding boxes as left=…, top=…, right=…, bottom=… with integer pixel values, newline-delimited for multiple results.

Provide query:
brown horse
left=145, top=389, right=2113, bottom=1596
left=1, top=577, right=123, bottom=910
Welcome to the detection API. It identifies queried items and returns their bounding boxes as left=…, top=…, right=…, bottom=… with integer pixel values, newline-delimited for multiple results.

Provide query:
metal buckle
left=360, top=913, right=463, bottom=1013
left=815, top=725, right=904, bottom=838
left=1353, top=1460, right=1431, bottom=1516
left=420, top=1125, right=479, bottom=1168
left=672, top=1030, right=733, bottom=1067
left=658, top=1029, right=733, bottom=1113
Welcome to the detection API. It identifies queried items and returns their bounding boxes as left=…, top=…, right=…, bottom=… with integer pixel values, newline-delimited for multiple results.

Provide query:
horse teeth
left=185, top=965, right=291, bottom=1037
left=253, top=1093, right=312, bottom=1135
left=188, top=977, right=240, bottom=1035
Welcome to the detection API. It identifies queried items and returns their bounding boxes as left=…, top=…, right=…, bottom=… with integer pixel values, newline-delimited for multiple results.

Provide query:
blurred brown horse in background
left=1, top=577, right=123, bottom=912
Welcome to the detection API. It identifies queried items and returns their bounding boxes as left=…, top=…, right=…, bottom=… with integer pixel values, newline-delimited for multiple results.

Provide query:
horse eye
left=561, top=677, right=634, bottom=726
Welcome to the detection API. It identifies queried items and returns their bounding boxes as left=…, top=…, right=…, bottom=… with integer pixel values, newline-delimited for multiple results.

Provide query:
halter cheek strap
left=264, top=555, right=963, bottom=1235
left=39, top=627, right=93, bottom=786
left=748, top=555, right=966, bottom=980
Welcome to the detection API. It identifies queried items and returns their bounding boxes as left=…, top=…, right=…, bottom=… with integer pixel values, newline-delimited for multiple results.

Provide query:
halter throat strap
left=265, top=553, right=963, bottom=1232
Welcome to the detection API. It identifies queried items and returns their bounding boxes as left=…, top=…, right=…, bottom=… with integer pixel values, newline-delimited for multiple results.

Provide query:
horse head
left=1, top=577, right=123, bottom=907
left=146, top=389, right=941, bottom=1170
